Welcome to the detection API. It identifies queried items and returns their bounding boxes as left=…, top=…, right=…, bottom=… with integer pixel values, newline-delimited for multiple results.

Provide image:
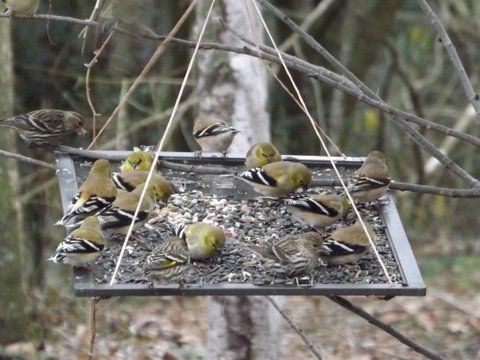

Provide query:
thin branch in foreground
left=254, top=0, right=480, bottom=188
left=88, top=297, right=101, bottom=360
left=327, top=296, right=445, bottom=360
left=417, top=0, right=480, bottom=118
left=51, top=145, right=480, bottom=198
left=0, top=148, right=56, bottom=169
left=265, top=296, right=323, bottom=360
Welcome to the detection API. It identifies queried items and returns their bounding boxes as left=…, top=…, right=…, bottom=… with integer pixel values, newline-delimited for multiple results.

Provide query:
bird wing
left=53, top=235, right=105, bottom=255
left=348, top=175, right=391, bottom=192
left=284, top=197, right=340, bottom=217
left=96, top=205, right=149, bottom=229
left=236, top=168, right=277, bottom=187
left=321, top=238, right=367, bottom=256
left=193, top=123, right=238, bottom=138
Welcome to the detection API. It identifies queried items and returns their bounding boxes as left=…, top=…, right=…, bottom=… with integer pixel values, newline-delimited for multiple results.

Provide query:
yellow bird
left=192, top=115, right=239, bottom=156
left=120, top=151, right=156, bottom=172
left=320, top=220, right=374, bottom=265
left=245, top=142, right=281, bottom=168
left=235, top=161, right=312, bottom=197
left=285, top=194, right=350, bottom=229
left=56, top=159, right=116, bottom=225
left=348, top=151, right=391, bottom=203
left=2, top=0, right=39, bottom=16
left=49, top=217, right=106, bottom=269
left=174, top=223, right=226, bottom=260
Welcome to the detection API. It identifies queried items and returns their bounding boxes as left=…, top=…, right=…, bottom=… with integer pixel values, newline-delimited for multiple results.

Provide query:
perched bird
left=0, top=109, right=86, bottom=147
left=174, top=223, right=226, bottom=260
left=120, top=151, right=156, bottom=172
left=142, top=236, right=190, bottom=283
left=57, top=159, right=116, bottom=225
left=113, top=171, right=172, bottom=203
left=48, top=217, right=106, bottom=268
left=245, top=142, right=281, bottom=169
left=251, top=232, right=324, bottom=277
left=320, top=220, right=374, bottom=265
left=95, top=181, right=159, bottom=235
left=192, top=115, right=239, bottom=156
left=235, top=161, right=312, bottom=197
left=285, top=194, right=350, bottom=229
left=2, top=0, right=39, bottom=16
left=348, top=151, right=391, bottom=203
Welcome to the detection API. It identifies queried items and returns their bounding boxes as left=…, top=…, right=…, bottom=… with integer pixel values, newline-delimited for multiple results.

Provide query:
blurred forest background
left=0, top=0, right=479, bottom=359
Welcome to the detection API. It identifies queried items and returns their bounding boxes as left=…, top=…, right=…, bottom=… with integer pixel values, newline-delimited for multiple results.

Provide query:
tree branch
left=417, top=0, right=480, bottom=118
left=265, top=296, right=323, bottom=360
left=0, top=13, right=97, bottom=26
left=328, top=296, right=445, bottom=360
left=0, top=149, right=56, bottom=169
left=254, top=0, right=480, bottom=188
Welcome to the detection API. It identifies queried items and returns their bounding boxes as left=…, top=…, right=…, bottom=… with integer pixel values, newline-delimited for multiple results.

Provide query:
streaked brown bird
left=0, top=109, right=86, bottom=147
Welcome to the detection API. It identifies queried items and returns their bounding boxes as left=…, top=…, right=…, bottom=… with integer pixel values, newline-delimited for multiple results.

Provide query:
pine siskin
left=142, top=236, right=190, bottom=283
left=251, top=232, right=324, bottom=277
left=235, top=161, right=312, bottom=197
left=245, top=142, right=281, bottom=169
left=56, top=159, right=116, bottom=225
left=348, top=151, right=391, bottom=203
left=0, top=109, right=86, bottom=147
left=48, top=216, right=106, bottom=268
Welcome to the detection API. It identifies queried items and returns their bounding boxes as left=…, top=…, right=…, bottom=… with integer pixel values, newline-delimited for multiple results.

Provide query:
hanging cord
left=237, top=5, right=343, bottom=156
left=248, top=0, right=392, bottom=283
left=109, top=0, right=216, bottom=286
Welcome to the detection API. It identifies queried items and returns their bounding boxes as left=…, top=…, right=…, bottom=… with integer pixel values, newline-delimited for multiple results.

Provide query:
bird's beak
left=76, top=127, right=87, bottom=136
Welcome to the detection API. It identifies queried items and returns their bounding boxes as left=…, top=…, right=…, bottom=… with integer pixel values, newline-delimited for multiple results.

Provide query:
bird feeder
left=55, top=150, right=425, bottom=298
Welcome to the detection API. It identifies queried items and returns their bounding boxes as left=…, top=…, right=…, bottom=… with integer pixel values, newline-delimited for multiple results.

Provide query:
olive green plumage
left=245, top=142, right=281, bottom=168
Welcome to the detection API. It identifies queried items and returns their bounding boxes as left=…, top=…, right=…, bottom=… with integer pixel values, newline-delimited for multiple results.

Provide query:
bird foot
left=194, top=150, right=203, bottom=158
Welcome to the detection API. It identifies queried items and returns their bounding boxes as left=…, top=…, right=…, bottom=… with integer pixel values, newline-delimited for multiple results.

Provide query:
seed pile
left=67, top=159, right=404, bottom=287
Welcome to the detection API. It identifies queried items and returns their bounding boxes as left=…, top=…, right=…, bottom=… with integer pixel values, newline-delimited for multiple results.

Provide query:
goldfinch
left=0, top=109, right=86, bottom=147
left=245, top=142, right=281, bottom=168
left=174, top=223, right=226, bottom=260
left=96, top=181, right=158, bottom=235
left=192, top=115, right=239, bottom=156
left=285, top=194, right=350, bottom=229
left=142, top=236, right=190, bottom=283
left=113, top=170, right=172, bottom=203
left=251, top=232, right=324, bottom=277
left=348, top=151, right=391, bottom=203
left=235, top=161, right=312, bottom=197
left=120, top=151, right=156, bottom=172
left=320, top=220, right=374, bottom=265
left=48, top=217, right=106, bottom=268
left=56, top=159, right=116, bottom=225
left=2, top=0, right=39, bottom=16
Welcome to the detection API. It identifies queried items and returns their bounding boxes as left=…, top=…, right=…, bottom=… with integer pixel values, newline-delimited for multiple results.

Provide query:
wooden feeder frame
left=55, top=151, right=426, bottom=298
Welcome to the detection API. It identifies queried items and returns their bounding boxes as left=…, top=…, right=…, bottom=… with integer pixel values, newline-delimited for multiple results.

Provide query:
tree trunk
left=196, top=0, right=271, bottom=154
left=196, top=1, right=282, bottom=359
left=0, top=19, right=29, bottom=344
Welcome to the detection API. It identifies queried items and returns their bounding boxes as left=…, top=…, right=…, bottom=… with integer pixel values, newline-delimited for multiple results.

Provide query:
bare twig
left=265, top=296, right=323, bottom=360
left=87, top=0, right=198, bottom=149
left=51, top=145, right=480, bottom=197
left=0, top=13, right=97, bottom=26
left=255, top=0, right=480, bottom=188
left=85, top=31, right=114, bottom=142
left=328, top=296, right=445, bottom=360
left=0, top=149, right=56, bottom=169
left=88, top=297, right=101, bottom=360
left=417, top=0, right=480, bottom=118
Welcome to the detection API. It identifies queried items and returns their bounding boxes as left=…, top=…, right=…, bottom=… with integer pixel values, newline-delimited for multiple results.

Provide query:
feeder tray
left=55, top=151, right=425, bottom=298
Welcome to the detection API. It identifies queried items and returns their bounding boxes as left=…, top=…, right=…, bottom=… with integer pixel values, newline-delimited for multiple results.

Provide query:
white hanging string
left=248, top=0, right=392, bottom=283
left=109, top=0, right=217, bottom=286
